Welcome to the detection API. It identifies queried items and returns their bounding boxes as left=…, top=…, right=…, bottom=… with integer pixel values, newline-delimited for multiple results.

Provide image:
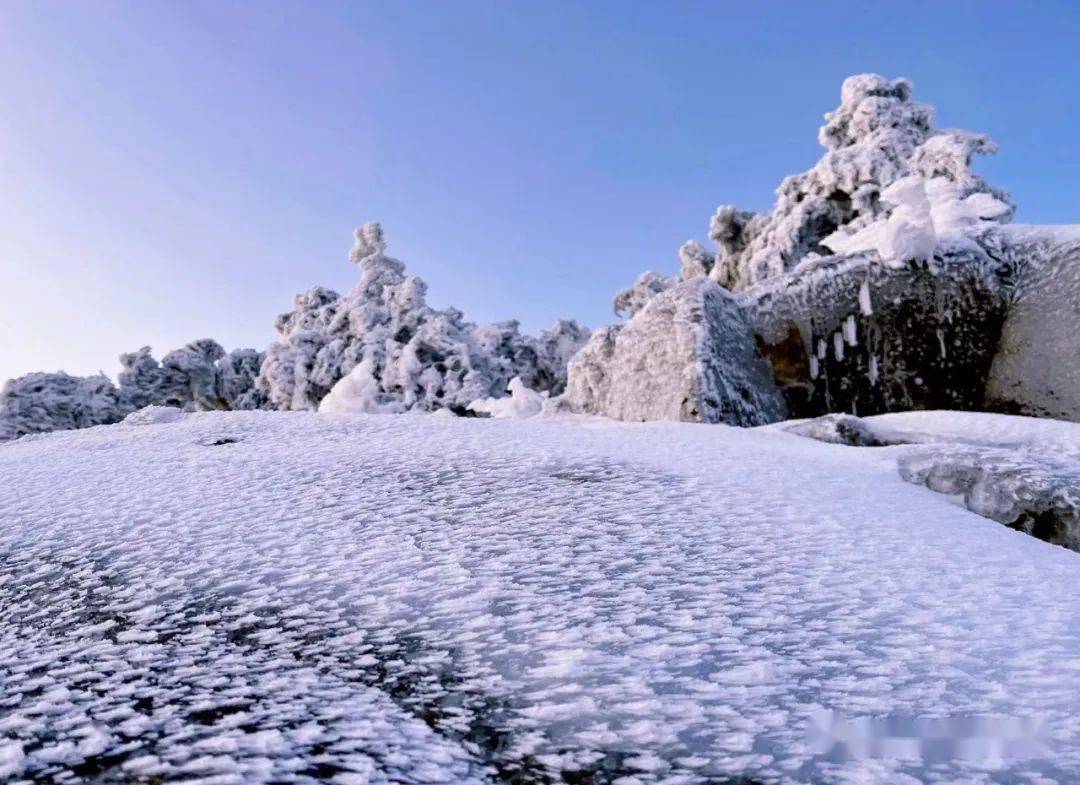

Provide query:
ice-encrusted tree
left=614, top=74, right=1013, bottom=300
left=117, top=347, right=165, bottom=410
left=119, top=341, right=267, bottom=412
left=0, top=372, right=131, bottom=441
left=259, top=222, right=590, bottom=413
left=1, top=341, right=269, bottom=441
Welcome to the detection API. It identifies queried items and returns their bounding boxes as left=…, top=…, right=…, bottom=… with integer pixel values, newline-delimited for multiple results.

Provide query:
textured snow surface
left=3, top=412, right=1080, bottom=784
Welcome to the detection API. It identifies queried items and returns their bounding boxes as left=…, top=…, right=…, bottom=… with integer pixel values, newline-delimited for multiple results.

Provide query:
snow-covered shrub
left=1, top=340, right=269, bottom=441
left=260, top=222, right=589, bottom=414
left=613, top=271, right=676, bottom=319
left=118, top=346, right=164, bottom=410
left=0, top=372, right=132, bottom=440
left=120, top=341, right=267, bottom=412
left=215, top=347, right=269, bottom=411
left=157, top=339, right=228, bottom=410
left=641, top=73, right=1016, bottom=293
left=526, top=318, right=591, bottom=396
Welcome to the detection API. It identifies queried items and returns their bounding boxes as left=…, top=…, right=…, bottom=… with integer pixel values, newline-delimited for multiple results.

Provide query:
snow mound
left=122, top=405, right=186, bottom=426
left=467, top=376, right=547, bottom=418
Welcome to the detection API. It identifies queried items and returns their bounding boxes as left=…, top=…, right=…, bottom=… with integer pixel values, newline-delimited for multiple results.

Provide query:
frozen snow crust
left=784, top=411, right=1080, bottom=551
left=4, top=411, right=1080, bottom=783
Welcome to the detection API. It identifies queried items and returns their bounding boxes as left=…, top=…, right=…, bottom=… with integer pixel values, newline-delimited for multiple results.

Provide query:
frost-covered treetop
left=258, top=222, right=590, bottom=413
left=700, top=73, right=1015, bottom=290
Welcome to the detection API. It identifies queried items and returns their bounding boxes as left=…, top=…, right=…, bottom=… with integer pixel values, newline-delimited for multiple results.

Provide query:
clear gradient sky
left=1, top=1, right=1078, bottom=382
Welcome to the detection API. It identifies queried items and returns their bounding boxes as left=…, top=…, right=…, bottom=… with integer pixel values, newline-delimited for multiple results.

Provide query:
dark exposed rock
left=745, top=248, right=1007, bottom=419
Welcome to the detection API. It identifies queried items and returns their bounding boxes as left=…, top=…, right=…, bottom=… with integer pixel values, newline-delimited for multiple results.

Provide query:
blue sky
left=1, top=1, right=1077, bottom=382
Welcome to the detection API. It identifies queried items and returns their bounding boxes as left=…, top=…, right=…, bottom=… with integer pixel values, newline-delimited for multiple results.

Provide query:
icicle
left=937, top=328, right=947, bottom=358
left=833, top=332, right=844, bottom=361
left=858, top=278, right=873, bottom=316
left=869, top=355, right=879, bottom=386
left=843, top=315, right=858, bottom=346
left=809, top=355, right=819, bottom=379
left=817, top=338, right=827, bottom=359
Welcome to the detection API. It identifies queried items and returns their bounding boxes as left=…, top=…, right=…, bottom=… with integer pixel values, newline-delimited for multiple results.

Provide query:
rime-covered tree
left=260, top=222, right=589, bottom=413
left=217, top=348, right=268, bottom=410
left=704, top=73, right=1013, bottom=290
left=2, top=340, right=269, bottom=441
left=158, top=339, right=228, bottom=410
left=0, top=372, right=131, bottom=441
left=609, top=73, right=1015, bottom=321
left=118, top=346, right=164, bottom=410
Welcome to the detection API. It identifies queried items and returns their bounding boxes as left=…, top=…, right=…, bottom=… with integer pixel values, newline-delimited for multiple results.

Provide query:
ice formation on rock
left=900, top=443, right=1080, bottom=551
left=259, top=222, right=589, bottom=414
left=782, top=410, right=1080, bottom=551
left=564, top=278, right=788, bottom=425
left=745, top=248, right=1007, bottom=418
left=784, top=413, right=902, bottom=447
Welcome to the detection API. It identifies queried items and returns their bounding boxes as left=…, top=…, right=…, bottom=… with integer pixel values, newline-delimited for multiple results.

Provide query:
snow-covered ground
left=2, top=411, right=1079, bottom=784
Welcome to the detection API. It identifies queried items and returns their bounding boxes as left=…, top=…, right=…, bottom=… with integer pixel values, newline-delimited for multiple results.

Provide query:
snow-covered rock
left=4, top=410, right=1080, bottom=783
left=564, top=277, right=787, bottom=425
left=589, top=73, right=1026, bottom=425
left=900, top=444, right=1080, bottom=551
left=784, top=413, right=902, bottom=447
left=259, top=222, right=589, bottom=414
left=779, top=410, right=1080, bottom=551
left=746, top=247, right=1007, bottom=418
left=984, top=227, right=1080, bottom=421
